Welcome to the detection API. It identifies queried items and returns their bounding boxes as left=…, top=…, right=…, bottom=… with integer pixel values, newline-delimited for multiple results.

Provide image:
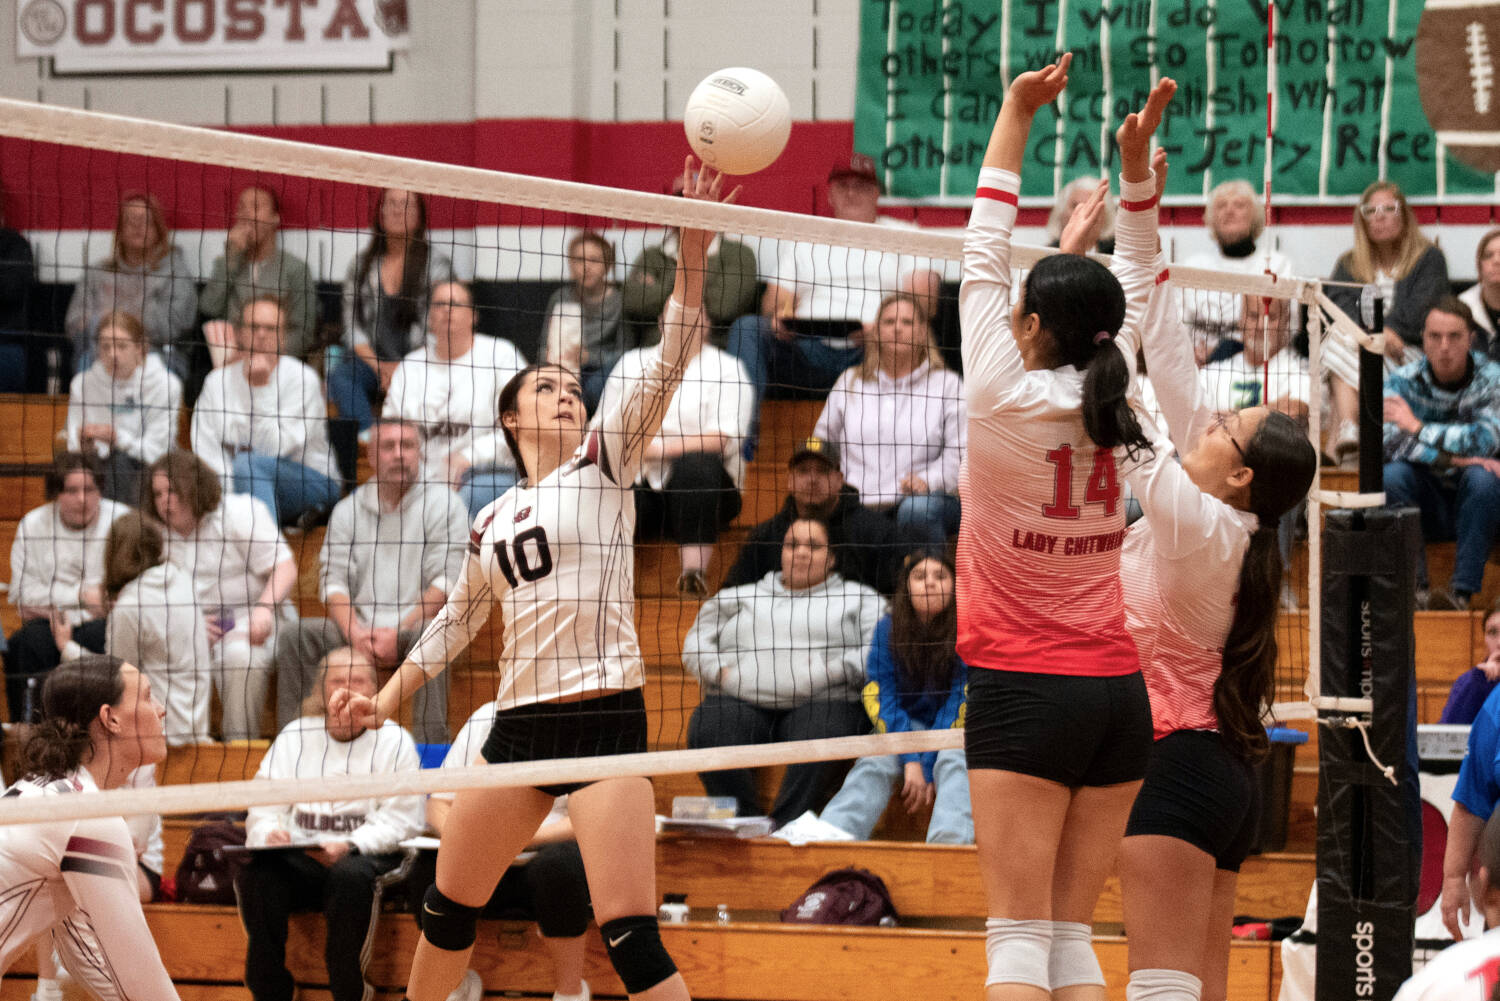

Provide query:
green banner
left=854, top=0, right=1498, bottom=202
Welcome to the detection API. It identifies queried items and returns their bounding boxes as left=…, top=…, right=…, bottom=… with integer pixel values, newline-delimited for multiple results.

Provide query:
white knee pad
left=1049, top=920, right=1105, bottom=989
left=1126, top=968, right=1203, bottom=1001
left=984, top=918, right=1052, bottom=989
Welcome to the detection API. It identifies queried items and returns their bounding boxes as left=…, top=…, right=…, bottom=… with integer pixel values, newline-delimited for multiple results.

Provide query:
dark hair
left=1021, top=255, right=1148, bottom=454
left=146, top=449, right=222, bottom=521
left=22, top=655, right=126, bottom=781
left=1427, top=294, right=1477, bottom=334
left=352, top=188, right=432, bottom=339
left=496, top=363, right=582, bottom=481
left=567, top=230, right=616, bottom=275
left=103, top=510, right=164, bottom=600
left=46, top=451, right=102, bottom=499
left=889, top=550, right=958, bottom=695
left=1216, top=411, right=1318, bottom=761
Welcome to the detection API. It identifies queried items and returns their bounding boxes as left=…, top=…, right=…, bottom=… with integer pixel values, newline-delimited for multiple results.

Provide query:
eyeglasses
left=1359, top=202, right=1401, bottom=218
left=1211, top=411, right=1247, bottom=464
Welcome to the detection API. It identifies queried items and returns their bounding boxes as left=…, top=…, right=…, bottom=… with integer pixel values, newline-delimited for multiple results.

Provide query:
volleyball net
left=0, top=97, right=1336, bottom=822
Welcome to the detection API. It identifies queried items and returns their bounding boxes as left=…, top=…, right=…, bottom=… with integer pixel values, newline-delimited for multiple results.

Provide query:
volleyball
left=683, top=67, right=792, bottom=175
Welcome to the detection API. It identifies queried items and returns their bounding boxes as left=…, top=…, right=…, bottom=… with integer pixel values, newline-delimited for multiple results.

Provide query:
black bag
left=780, top=867, right=897, bottom=926
left=174, top=817, right=247, bottom=904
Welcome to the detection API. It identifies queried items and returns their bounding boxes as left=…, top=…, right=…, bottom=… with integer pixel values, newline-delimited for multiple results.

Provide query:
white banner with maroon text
left=16, top=0, right=408, bottom=73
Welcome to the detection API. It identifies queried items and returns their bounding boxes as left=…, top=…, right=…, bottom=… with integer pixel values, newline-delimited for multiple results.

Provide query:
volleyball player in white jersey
left=959, top=58, right=1174, bottom=1001
left=331, top=159, right=731, bottom=1001
left=0, top=654, right=175, bottom=1001
left=1114, top=197, right=1316, bottom=1001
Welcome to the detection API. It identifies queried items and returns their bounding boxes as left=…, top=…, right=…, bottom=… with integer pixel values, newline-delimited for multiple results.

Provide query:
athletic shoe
left=446, top=969, right=482, bottom=1001
left=1332, top=420, right=1359, bottom=468
left=1419, top=588, right=1467, bottom=612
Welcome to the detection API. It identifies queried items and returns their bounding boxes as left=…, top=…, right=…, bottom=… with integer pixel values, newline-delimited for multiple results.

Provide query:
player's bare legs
left=1051, top=781, right=1144, bottom=1001
left=1118, top=834, right=1217, bottom=981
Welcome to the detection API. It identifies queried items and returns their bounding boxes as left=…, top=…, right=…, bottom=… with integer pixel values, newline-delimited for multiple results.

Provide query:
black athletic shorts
left=1124, top=729, right=1261, bottom=872
left=964, top=666, right=1152, bottom=787
left=481, top=690, right=649, bottom=796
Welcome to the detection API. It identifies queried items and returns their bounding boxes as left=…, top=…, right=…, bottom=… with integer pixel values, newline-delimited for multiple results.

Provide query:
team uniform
left=405, top=296, right=707, bottom=787
left=1120, top=276, right=1262, bottom=872
left=0, top=770, right=177, bottom=1001
left=956, top=166, right=1159, bottom=786
left=1393, top=928, right=1500, bottom=1001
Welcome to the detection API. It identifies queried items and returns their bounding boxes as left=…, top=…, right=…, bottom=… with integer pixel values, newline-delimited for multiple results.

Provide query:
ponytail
left=1082, top=344, right=1150, bottom=454
left=1215, top=411, right=1318, bottom=761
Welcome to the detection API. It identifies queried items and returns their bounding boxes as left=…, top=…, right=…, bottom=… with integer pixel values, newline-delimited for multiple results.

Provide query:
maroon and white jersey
left=0, top=770, right=178, bottom=1001
left=956, top=166, right=1159, bottom=678
left=406, top=299, right=706, bottom=708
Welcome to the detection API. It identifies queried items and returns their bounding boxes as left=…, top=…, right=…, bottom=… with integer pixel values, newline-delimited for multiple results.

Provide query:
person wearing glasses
left=1382, top=297, right=1500, bottom=611
left=1323, top=181, right=1450, bottom=465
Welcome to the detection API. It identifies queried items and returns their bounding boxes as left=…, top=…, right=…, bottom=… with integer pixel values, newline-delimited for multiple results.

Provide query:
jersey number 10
left=494, top=527, right=554, bottom=587
left=1042, top=445, right=1120, bottom=519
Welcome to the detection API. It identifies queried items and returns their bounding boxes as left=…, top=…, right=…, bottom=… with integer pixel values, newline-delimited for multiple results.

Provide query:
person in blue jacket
left=1441, top=601, right=1500, bottom=725
left=818, top=549, right=971, bottom=843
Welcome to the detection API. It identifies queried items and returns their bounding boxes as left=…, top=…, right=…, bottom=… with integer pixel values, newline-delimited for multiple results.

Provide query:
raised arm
left=960, top=57, right=1072, bottom=413
left=1109, top=79, right=1176, bottom=370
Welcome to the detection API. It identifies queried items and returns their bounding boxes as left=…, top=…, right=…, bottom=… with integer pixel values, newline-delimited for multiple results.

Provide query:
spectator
left=598, top=331, right=753, bottom=597
left=200, top=186, right=319, bottom=366
left=722, top=435, right=900, bottom=595
left=684, top=517, right=883, bottom=826
left=1325, top=181, right=1450, bottom=464
left=382, top=280, right=528, bottom=518
left=1046, top=177, right=1115, bottom=255
left=236, top=647, right=424, bottom=1001
left=1383, top=297, right=1500, bottom=610
left=1200, top=295, right=1310, bottom=422
left=813, top=292, right=965, bottom=550
left=1181, top=181, right=1295, bottom=365
left=622, top=170, right=759, bottom=344
left=1461, top=227, right=1500, bottom=354
left=274, top=419, right=468, bottom=744
left=410, top=700, right=593, bottom=1001
left=3, top=452, right=126, bottom=721
left=327, top=188, right=454, bottom=432
left=0, top=204, right=36, bottom=393
left=817, top=550, right=971, bottom=843
left=1441, top=600, right=1500, bottom=725
left=726, top=153, right=943, bottom=452
left=192, top=296, right=342, bottom=527
left=64, top=193, right=197, bottom=377
left=542, top=230, right=626, bottom=412
left=100, top=510, right=212, bottom=745
left=65, top=310, right=183, bottom=505
left=147, top=449, right=296, bottom=740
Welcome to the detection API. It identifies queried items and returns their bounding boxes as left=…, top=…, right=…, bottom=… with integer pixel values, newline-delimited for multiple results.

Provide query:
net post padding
left=0, top=728, right=963, bottom=825
left=1316, top=508, right=1419, bottom=1001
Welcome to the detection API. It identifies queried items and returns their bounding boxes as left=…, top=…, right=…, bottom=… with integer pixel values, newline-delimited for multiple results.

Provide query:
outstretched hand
left=326, top=686, right=381, bottom=733
left=1116, top=77, right=1177, bottom=172
left=1058, top=179, right=1109, bottom=256
left=1153, top=147, right=1170, bottom=200
left=678, top=156, right=741, bottom=263
left=1007, top=53, right=1072, bottom=116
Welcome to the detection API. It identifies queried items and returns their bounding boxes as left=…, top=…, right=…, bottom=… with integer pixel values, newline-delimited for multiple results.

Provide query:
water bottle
left=22, top=676, right=39, bottom=724
left=716, top=903, right=731, bottom=925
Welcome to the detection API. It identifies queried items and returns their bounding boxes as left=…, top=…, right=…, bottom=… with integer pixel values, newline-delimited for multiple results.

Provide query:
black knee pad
left=600, top=915, right=677, bottom=994
left=420, top=885, right=482, bottom=951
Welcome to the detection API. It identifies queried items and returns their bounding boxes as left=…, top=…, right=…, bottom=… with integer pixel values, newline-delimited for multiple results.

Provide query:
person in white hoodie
left=683, top=516, right=883, bottom=827
left=65, top=310, right=182, bottom=505
left=191, top=295, right=342, bottom=526
left=382, top=280, right=528, bottom=518
left=236, top=647, right=424, bottom=1001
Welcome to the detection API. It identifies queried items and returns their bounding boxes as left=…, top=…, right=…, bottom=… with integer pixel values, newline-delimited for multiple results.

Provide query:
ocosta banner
left=16, top=0, right=408, bottom=73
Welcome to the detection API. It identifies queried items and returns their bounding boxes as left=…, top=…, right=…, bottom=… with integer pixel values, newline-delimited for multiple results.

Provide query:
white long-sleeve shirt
left=956, top=167, right=1158, bottom=678
left=1121, top=262, right=1257, bottom=738
left=597, top=343, right=753, bottom=490
left=65, top=355, right=182, bottom=465
left=191, top=356, right=337, bottom=482
left=162, top=494, right=293, bottom=621
left=1199, top=346, right=1310, bottom=413
left=382, top=334, right=529, bottom=481
left=8, top=500, right=128, bottom=626
left=107, top=563, right=213, bottom=746
left=246, top=718, right=424, bottom=855
left=814, top=361, right=965, bottom=506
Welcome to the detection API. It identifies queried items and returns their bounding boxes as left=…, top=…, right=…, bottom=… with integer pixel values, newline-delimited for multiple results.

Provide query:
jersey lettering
left=1043, top=446, right=1120, bottom=519
left=1467, top=956, right=1500, bottom=998
left=493, top=526, right=555, bottom=587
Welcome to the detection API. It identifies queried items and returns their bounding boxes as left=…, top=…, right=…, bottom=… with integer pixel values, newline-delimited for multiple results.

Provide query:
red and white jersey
left=406, top=299, right=705, bottom=709
left=955, top=166, right=1159, bottom=678
left=1122, top=273, right=1257, bottom=737
left=1395, top=927, right=1500, bottom=1001
left=0, top=770, right=177, bottom=1001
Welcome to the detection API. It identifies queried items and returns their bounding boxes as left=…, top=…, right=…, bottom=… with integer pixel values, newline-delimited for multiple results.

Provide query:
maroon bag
left=174, top=818, right=247, bottom=905
left=780, top=867, right=897, bottom=926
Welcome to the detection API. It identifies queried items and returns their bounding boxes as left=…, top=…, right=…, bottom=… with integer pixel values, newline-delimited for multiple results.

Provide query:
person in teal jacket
left=819, top=549, right=971, bottom=843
